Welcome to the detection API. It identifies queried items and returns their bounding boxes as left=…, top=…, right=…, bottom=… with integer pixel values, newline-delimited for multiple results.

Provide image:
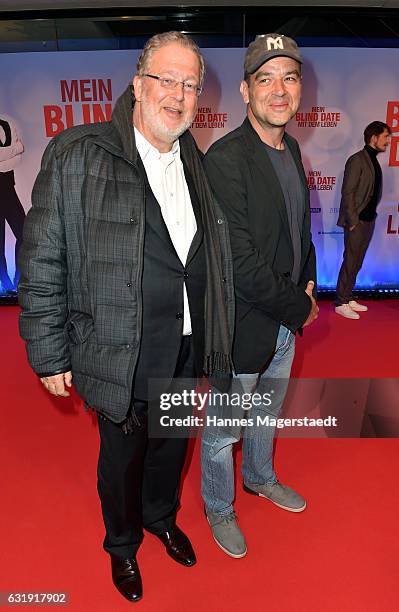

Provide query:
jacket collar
left=91, top=84, right=138, bottom=164
left=241, top=117, right=299, bottom=163
left=240, top=117, right=294, bottom=252
left=240, top=114, right=308, bottom=189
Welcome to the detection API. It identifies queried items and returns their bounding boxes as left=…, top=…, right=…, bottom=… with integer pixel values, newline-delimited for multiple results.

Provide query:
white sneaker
left=348, top=300, right=368, bottom=312
left=335, top=304, right=360, bottom=319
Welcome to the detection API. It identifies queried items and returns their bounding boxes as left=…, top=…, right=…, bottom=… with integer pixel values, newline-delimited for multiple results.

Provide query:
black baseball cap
left=244, top=33, right=303, bottom=75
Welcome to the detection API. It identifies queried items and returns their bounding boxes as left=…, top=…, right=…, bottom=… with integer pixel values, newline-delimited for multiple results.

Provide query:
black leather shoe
left=110, top=556, right=143, bottom=602
left=155, top=525, right=196, bottom=567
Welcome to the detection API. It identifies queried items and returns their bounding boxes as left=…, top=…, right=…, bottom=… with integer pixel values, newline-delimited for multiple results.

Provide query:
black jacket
left=337, top=148, right=381, bottom=228
left=204, top=118, right=316, bottom=373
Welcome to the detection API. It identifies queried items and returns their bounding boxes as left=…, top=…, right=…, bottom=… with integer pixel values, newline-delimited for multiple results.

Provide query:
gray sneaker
left=206, top=509, right=247, bottom=558
left=243, top=481, right=306, bottom=512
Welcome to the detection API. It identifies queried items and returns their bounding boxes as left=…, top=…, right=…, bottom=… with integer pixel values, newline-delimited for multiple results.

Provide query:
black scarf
left=179, top=129, right=233, bottom=379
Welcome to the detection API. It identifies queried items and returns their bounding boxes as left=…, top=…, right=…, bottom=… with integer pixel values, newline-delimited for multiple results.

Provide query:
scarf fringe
left=205, top=351, right=231, bottom=377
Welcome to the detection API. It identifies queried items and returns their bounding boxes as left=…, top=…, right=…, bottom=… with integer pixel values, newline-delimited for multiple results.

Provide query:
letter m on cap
left=266, top=36, right=284, bottom=50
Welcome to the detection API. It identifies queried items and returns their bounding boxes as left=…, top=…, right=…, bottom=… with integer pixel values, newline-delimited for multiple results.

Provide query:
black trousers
left=97, top=335, right=195, bottom=559
left=336, top=219, right=375, bottom=305
left=0, top=182, right=25, bottom=291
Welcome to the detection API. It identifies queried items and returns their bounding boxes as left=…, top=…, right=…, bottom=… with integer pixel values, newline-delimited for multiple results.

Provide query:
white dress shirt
left=134, top=127, right=197, bottom=335
left=0, top=114, right=24, bottom=173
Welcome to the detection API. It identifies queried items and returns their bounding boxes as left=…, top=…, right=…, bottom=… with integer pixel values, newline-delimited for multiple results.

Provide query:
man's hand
left=302, top=280, right=319, bottom=328
left=40, top=371, right=73, bottom=397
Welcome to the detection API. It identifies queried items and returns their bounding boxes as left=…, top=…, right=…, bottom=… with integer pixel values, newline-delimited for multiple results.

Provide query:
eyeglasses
left=143, top=74, right=202, bottom=96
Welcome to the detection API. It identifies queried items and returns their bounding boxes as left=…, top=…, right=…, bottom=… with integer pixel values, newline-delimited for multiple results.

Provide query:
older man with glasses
left=18, top=31, right=233, bottom=602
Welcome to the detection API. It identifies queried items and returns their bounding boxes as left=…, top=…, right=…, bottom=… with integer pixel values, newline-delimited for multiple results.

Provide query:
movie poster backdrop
left=0, top=48, right=397, bottom=294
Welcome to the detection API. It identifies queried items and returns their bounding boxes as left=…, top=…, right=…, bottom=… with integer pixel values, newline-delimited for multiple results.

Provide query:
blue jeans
left=201, top=325, right=295, bottom=516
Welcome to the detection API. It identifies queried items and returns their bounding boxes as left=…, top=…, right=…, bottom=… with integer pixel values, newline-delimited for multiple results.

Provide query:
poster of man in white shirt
left=0, top=113, right=26, bottom=293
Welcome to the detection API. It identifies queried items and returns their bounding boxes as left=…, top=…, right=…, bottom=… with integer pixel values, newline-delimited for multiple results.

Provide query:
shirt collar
left=134, top=126, right=180, bottom=163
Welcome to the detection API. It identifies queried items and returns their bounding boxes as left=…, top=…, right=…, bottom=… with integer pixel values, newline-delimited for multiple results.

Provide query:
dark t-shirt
left=359, top=145, right=382, bottom=222
left=263, top=140, right=305, bottom=284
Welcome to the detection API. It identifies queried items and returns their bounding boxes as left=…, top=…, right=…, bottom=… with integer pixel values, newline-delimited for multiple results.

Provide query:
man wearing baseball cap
left=201, top=34, right=318, bottom=557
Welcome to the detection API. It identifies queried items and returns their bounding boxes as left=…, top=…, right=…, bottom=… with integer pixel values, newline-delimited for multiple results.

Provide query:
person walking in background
left=335, top=121, right=391, bottom=319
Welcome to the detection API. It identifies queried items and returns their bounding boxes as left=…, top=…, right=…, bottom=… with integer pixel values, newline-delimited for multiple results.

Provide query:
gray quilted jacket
left=18, top=86, right=234, bottom=422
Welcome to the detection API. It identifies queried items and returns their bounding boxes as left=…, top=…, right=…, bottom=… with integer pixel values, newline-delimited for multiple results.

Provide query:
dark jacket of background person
left=204, top=117, right=316, bottom=374
left=18, top=86, right=234, bottom=422
left=337, top=149, right=381, bottom=229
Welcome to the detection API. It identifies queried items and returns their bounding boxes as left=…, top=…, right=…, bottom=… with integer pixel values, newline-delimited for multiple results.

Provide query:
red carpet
left=1, top=302, right=399, bottom=611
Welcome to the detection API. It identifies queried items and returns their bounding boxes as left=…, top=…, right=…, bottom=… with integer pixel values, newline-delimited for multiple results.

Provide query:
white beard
left=140, top=92, right=194, bottom=145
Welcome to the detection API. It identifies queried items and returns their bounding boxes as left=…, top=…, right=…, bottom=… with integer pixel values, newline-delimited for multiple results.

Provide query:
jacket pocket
left=66, top=312, right=94, bottom=344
